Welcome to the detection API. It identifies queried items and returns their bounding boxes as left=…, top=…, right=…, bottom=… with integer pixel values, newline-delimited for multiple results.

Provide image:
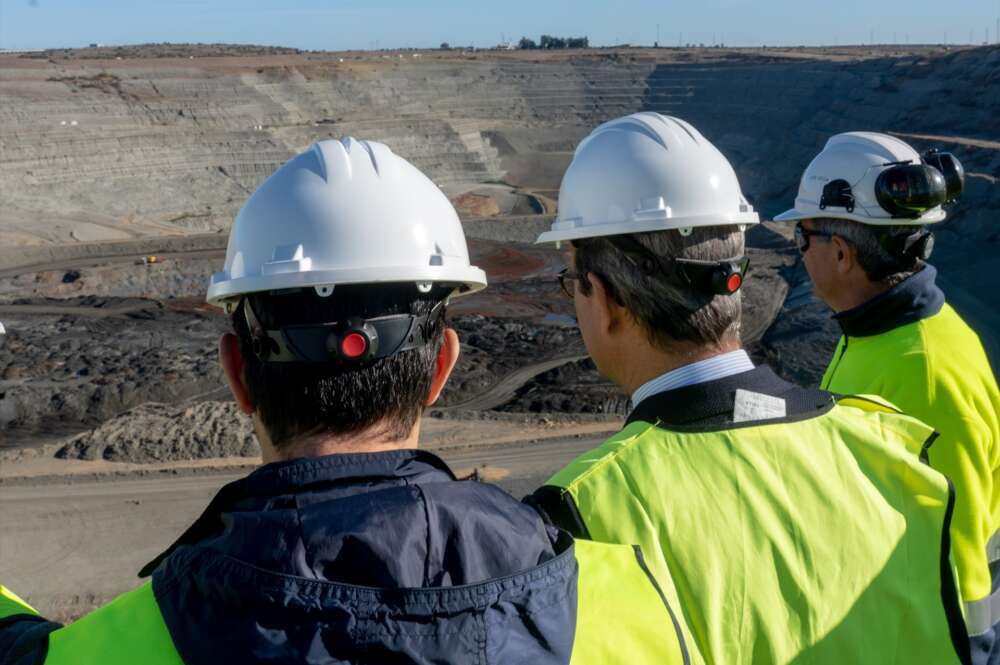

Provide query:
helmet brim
left=771, top=207, right=946, bottom=226
left=207, top=266, right=487, bottom=307
left=772, top=208, right=807, bottom=223
left=535, top=212, right=760, bottom=244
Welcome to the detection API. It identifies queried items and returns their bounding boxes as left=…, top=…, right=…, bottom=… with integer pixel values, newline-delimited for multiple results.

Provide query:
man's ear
left=831, top=235, right=856, bottom=274
left=425, top=327, right=460, bottom=406
left=584, top=272, right=621, bottom=334
left=219, top=333, right=255, bottom=415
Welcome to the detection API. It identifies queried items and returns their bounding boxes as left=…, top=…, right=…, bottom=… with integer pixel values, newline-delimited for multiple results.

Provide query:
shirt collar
left=834, top=263, right=945, bottom=337
left=630, top=349, right=755, bottom=410
left=626, top=364, right=832, bottom=429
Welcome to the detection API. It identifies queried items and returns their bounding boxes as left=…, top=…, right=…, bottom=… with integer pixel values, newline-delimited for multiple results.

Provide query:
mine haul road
left=0, top=434, right=605, bottom=622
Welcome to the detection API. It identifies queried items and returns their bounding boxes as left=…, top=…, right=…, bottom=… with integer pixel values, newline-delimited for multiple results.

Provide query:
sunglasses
left=557, top=268, right=586, bottom=298
left=794, top=222, right=838, bottom=253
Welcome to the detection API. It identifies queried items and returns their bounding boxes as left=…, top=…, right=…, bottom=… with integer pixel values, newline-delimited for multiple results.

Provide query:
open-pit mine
left=1, top=43, right=998, bottom=620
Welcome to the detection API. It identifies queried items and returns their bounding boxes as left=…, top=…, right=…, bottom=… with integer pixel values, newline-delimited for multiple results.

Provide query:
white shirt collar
left=630, top=350, right=755, bottom=410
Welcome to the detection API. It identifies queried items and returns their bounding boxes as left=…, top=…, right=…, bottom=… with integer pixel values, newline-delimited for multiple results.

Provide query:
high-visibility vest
left=823, top=302, right=1000, bottom=637
left=542, top=395, right=970, bottom=664
left=0, top=539, right=693, bottom=665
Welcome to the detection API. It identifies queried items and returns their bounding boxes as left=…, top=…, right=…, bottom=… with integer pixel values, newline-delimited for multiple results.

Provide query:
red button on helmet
left=340, top=332, right=368, bottom=358
left=726, top=273, right=743, bottom=293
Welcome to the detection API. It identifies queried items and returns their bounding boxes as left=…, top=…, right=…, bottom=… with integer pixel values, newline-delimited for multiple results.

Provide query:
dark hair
left=810, top=218, right=922, bottom=285
left=573, top=226, right=744, bottom=349
left=232, top=284, right=448, bottom=449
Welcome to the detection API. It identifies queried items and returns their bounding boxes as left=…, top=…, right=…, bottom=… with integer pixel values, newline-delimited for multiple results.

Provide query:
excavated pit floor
left=0, top=219, right=795, bottom=463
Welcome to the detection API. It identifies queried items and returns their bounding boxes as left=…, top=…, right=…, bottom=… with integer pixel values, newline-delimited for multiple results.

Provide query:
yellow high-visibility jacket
left=529, top=365, right=971, bottom=665
left=822, top=265, right=1000, bottom=643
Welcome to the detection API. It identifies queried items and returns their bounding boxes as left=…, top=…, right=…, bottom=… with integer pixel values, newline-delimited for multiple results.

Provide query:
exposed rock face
left=4, top=47, right=997, bottom=252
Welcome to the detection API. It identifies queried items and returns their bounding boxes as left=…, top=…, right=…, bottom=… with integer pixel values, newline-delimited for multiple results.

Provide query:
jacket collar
left=139, top=449, right=455, bottom=577
left=626, top=365, right=832, bottom=430
left=834, top=263, right=945, bottom=338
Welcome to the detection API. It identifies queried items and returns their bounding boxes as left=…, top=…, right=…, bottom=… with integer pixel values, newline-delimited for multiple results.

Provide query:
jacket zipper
left=824, top=336, right=849, bottom=389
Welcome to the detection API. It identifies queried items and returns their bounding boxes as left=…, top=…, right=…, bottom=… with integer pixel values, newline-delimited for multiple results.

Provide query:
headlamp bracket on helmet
left=604, top=235, right=750, bottom=297
left=241, top=297, right=440, bottom=365
left=819, top=179, right=856, bottom=213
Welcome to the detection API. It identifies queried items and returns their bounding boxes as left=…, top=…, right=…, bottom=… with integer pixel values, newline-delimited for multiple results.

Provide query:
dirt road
left=443, top=354, right=589, bottom=411
left=0, top=435, right=605, bottom=622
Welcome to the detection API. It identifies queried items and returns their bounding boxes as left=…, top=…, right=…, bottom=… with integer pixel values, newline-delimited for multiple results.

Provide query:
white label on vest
left=733, top=389, right=787, bottom=423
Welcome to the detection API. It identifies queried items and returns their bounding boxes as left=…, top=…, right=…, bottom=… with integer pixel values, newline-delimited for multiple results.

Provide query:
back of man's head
left=573, top=227, right=744, bottom=350
left=232, top=284, right=450, bottom=448
left=537, top=112, right=758, bottom=353
left=809, top=218, right=924, bottom=287
left=207, top=138, right=487, bottom=452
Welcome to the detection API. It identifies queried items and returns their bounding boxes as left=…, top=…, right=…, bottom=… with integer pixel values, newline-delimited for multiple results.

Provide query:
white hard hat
left=536, top=112, right=759, bottom=244
left=207, top=138, right=487, bottom=307
left=775, top=132, right=950, bottom=226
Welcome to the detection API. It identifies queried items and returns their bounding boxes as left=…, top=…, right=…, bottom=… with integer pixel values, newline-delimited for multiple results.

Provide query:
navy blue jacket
left=142, top=450, right=579, bottom=664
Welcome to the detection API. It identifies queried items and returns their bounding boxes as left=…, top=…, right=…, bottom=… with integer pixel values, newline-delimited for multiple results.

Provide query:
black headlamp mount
left=605, top=235, right=750, bottom=297
left=242, top=297, right=440, bottom=365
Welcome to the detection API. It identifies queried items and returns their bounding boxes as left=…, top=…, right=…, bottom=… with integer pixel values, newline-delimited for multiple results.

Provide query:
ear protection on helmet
left=874, top=163, right=947, bottom=219
left=242, top=297, right=439, bottom=364
left=818, top=150, right=964, bottom=220
left=921, top=149, right=964, bottom=202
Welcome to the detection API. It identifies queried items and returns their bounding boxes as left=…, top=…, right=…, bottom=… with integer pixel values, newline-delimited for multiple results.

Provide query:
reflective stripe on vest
left=571, top=539, right=693, bottom=665
left=45, top=582, right=183, bottom=665
left=987, top=528, right=1000, bottom=565
left=547, top=397, right=970, bottom=665
left=966, top=588, right=1000, bottom=637
left=966, top=527, right=1000, bottom=638
left=0, top=585, right=38, bottom=620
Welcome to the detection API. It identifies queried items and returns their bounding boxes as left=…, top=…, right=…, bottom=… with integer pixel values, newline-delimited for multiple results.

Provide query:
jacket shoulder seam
left=561, top=423, right=657, bottom=493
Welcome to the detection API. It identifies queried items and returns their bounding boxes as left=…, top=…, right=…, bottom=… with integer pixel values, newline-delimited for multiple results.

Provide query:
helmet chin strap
left=241, top=296, right=441, bottom=365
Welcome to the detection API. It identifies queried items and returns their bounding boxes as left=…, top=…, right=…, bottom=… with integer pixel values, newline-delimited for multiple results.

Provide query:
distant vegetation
left=518, top=36, right=590, bottom=49
left=26, top=43, right=301, bottom=60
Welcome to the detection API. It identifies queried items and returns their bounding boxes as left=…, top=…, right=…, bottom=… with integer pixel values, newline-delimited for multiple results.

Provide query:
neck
left=827, top=276, right=891, bottom=313
left=257, top=416, right=420, bottom=464
left=615, top=337, right=742, bottom=396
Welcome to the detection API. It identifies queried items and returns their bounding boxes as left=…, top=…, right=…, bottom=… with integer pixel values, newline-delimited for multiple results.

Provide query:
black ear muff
left=875, top=164, right=947, bottom=218
left=923, top=150, right=965, bottom=202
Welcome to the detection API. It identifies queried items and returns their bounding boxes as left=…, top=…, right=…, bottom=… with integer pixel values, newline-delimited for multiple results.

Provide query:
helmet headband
left=242, top=297, right=440, bottom=364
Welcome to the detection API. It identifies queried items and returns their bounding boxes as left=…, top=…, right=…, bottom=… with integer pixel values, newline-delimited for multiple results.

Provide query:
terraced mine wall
left=2, top=48, right=997, bottom=243
left=1, top=46, right=998, bottom=404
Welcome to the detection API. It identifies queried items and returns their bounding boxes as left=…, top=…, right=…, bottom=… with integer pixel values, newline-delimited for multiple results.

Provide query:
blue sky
left=1, top=0, right=998, bottom=51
